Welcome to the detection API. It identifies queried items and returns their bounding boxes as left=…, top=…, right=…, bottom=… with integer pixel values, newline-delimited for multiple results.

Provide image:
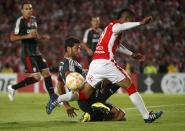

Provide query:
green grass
left=0, top=93, right=185, bottom=131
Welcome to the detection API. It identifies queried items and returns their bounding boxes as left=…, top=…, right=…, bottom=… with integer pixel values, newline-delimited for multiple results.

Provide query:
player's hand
left=66, top=106, right=79, bottom=118
left=27, top=31, right=38, bottom=39
left=140, top=16, right=153, bottom=25
left=131, top=53, right=145, bottom=62
left=87, top=49, right=93, bottom=56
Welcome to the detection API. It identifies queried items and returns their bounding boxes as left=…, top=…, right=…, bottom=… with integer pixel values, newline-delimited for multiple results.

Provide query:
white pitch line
left=125, top=103, right=185, bottom=110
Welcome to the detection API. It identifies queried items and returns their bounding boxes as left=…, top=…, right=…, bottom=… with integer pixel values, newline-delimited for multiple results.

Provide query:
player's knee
left=79, top=82, right=94, bottom=100
left=125, top=77, right=132, bottom=88
left=117, top=77, right=131, bottom=88
left=32, top=73, right=41, bottom=81
left=41, top=69, right=51, bottom=77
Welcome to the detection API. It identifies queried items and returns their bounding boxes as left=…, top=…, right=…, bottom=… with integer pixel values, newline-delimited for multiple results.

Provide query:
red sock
left=127, top=84, right=137, bottom=96
left=78, top=91, right=88, bottom=100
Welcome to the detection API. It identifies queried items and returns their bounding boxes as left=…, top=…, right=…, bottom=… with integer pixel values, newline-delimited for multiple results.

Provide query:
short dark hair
left=64, top=37, right=81, bottom=51
left=117, top=8, right=135, bottom=19
left=21, top=0, right=31, bottom=9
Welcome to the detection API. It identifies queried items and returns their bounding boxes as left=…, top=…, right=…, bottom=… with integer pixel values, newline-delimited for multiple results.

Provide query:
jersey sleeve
left=83, top=29, right=90, bottom=43
left=14, top=17, right=22, bottom=35
left=58, top=61, right=65, bottom=81
left=112, top=22, right=140, bottom=33
left=58, top=59, right=75, bottom=82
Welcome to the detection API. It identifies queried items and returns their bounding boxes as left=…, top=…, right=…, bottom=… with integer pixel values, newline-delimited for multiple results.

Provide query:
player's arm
left=81, top=29, right=93, bottom=56
left=58, top=62, right=78, bottom=117
left=56, top=61, right=91, bottom=103
left=118, top=43, right=145, bottom=61
left=10, top=31, right=38, bottom=42
left=57, top=79, right=78, bottom=117
left=112, top=16, right=153, bottom=33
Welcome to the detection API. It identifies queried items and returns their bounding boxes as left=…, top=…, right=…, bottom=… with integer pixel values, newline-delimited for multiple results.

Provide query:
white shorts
left=86, top=59, right=130, bottom=88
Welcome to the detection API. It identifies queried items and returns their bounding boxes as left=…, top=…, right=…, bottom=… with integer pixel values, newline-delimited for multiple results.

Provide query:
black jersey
left=58, top=57, right=86, bottom=82
left=13, top=16, right=40, bottom=57
left=83, top=28, right=102, bottom=52
left=58, top=57, right=119, bottom=115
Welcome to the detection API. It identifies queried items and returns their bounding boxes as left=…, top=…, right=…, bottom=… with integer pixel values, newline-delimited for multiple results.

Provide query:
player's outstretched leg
left=7, top=76, right=39, bottom=101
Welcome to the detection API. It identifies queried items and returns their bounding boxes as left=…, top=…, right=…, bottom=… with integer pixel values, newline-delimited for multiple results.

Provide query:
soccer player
left=48, top=9, right=163, bottom=123
left=8, top=0, right=57, bottom=102
left=82, top=16, right=102, bottom=68
left=46, top=37, right=125, bottom=122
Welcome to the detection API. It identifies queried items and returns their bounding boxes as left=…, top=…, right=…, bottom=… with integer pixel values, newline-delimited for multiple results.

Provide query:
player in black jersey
left=82, top=16, right=102, bottom=68
left=8, top=0, right=57, bottom=102
left=46, top=37, right=125, bottom=122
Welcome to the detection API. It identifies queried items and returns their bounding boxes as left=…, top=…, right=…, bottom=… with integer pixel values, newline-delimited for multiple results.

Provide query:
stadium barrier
left=0, top=73, right=185, bottom=94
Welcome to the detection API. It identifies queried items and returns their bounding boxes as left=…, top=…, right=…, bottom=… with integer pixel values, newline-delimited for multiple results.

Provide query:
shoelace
left=149, top=113, right=157, bottom=120
left=52, top=101, right=58, bottom=107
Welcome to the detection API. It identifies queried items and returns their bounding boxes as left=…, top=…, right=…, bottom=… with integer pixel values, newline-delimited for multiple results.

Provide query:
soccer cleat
left=80, top=112, right=91, bottom=122
left=91, top=102, right=110, bottom=114
left=46, top=93, right=58, bottom=114
left=144, top=111, right=163, bottom=123
left=7, top=85, right=16, bottom=102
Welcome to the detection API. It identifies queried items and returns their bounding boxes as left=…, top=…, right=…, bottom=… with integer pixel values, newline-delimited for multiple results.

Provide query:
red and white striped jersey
left=93, top=20, right=122, bottom=60
left=92, top=20, right=140, bottom=60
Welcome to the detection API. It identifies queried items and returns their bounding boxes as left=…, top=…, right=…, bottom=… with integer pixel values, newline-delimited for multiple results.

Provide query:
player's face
left=91, top=17, right=100, bottom=29
left=71, top=44, right=81, bottom=59
left=21, top=4, right=33, bottom=18
left=120, top=15, right=134, bottom=23
left=125, top=16, right=134, bottom=22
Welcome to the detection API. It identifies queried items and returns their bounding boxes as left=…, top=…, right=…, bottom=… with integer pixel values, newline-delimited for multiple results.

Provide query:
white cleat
left=7, top=85, right=16, bottom=102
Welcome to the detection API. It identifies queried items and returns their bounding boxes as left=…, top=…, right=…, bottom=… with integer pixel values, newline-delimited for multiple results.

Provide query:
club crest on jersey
left=87, top=75, right=94, bottom=82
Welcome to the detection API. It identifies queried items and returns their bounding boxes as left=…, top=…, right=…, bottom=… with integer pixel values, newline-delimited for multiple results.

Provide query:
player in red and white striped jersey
left=49, top=9, right=163, bottom=123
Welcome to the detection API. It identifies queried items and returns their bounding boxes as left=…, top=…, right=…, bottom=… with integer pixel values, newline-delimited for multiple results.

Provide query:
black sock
left=44, top=76, right=54, bottom=97
left=97, top=83, right=120, bottom=102
left=12, top=77, right=38, bottom=90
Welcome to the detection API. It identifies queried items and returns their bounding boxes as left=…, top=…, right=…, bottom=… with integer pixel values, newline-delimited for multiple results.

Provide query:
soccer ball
left=66, top=72, right=85, bottom=90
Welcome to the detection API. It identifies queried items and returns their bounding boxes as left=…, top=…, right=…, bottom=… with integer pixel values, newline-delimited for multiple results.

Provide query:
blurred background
left=0, top=0, right=185, bottom=73
left=0, top=0, right=184, bottom=74
left=0, top=1, right=185, bottom=128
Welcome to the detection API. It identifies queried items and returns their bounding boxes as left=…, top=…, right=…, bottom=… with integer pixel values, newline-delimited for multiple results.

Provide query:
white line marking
left=125, top=104, right=185, bottom=110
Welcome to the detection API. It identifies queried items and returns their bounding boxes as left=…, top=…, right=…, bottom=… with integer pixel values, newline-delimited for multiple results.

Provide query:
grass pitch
left=0, top=93, right=185, bottom=131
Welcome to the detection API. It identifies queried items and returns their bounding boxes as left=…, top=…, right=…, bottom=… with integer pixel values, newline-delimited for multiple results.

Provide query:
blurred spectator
left=167, top=63, right=179, bottom=73
left=0, top=0, right=184, bottom=73
left=143, top=61, right=157, bottom=74
left=1, top=63, right=14, bottom=73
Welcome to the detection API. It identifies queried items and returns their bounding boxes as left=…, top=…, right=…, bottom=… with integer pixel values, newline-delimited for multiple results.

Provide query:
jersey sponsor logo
left=27, top=29, right=37, bottom=34
left=92, top=39, right=99, bottom=43
left=94, top=50, right=105, bottom=54
left=96, top=46, right=104, bottom=50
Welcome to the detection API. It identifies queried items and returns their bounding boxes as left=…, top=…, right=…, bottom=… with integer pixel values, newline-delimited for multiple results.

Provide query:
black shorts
left=21, top=55, right=48, bottom=73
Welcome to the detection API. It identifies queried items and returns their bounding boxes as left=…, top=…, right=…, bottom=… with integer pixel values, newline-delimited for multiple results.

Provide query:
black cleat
left=144, top=111, right=163, bottom=123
